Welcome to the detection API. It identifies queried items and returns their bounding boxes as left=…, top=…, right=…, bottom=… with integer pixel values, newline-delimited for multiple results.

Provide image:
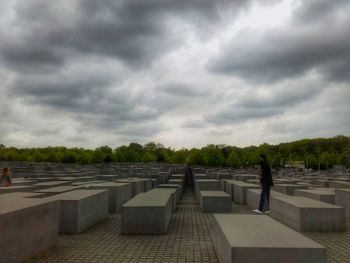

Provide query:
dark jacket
left=260, top=161, right=273, bottom=186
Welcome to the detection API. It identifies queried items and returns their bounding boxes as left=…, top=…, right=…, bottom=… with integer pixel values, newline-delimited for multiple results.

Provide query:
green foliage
left=0, top=135, right=349, bottom=169
left=226, top=151, right=241, bottom=168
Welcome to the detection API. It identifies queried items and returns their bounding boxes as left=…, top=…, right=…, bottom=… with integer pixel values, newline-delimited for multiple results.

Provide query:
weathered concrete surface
left=270, top=193, right=346, bottom=232
left=0, top=185, right=40, bottom=194
left=295, top=188, right=335, bottom=204
left=233, top=181, right=260, bottom=205
left=272, top=184, right=308, bottom=196
left=43, top=189, right=109, bottom=234
left=199, top=191, right=232, bottom=213
left=148, top=188, right=178, bottom=212
left=121, top=192, right=172, bottom=234
left=0, top=195, right=59, bottom=263
left=84, top=182, right=132, bottom=213
left=335, top=189, right=350, bottom=218
left=210, top=214, right=326, bottom=263
left=194, top=179, right=220, bottom=201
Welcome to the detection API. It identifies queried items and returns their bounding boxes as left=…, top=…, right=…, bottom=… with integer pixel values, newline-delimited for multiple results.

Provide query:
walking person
left=0, top=167, right=12, bottom=187
left=253, top=154, right=273, bottom=214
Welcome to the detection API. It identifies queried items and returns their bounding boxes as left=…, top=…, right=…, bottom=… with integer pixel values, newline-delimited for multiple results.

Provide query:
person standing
left=0, top=167, right=12, bottom=187
left=253, top=154, right=273, bottom=214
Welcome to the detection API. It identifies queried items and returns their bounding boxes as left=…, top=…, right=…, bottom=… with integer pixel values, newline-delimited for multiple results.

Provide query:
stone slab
left=84, top=182, right=132, bottom=213
left=42, top=190, right=108, bottom=234
left=335, top=189, right=350, bottom=218
left=121, top=192, right=172, bottom=234
left=211, top=214, right=326, bottom=263
left=199, top=191, right=231, bottom=213
left=270, top=193, right=346, bottom=232
left=233, top=181, right=260, bottom=205
left=0, top=197, right=59, bottom=263
left=272, top=184, right=308, bottom=196
left=295, top=189, right=335, bottom=204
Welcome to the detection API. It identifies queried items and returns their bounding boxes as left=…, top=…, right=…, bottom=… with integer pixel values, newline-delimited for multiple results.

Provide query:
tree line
left=0, top=135, right=349, bottom=169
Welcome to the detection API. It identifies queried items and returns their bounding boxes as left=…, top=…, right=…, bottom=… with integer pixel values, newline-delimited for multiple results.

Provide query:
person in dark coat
left=253, top=154, right=273, bottom=214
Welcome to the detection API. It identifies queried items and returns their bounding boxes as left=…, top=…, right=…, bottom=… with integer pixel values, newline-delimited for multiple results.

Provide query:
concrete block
left=233, top=181, right=260, bottom=205
left=272, top=184, right=308, bottom=196
left=199, top=191, right=231, bottom=213
left=270, top=193, right=346, bottom=232
left=0, top=185, right=40, bottom=194
left=0, top=197, right=59, bottom=263
left=295, top=189, right=335, bottom=204
left=33, top=181, right=71, bottom=189
left=211, top=214, right=326, bottom=263
left=115, top=179, right=144, bottom=197
left=44, top=190, right=108, bottom=234
left=84, top=182, right=132, bottom=213
left=121, top=193, right=172, bottom=234
left=147, top=188, right=177, bottom=212
left=335, top=189, right=350, bottom=218
left=329, top=181, right=350, bottom=189
left=96, top=174, right=120, bottom=181
left=194, top=179, right=220, bottom=201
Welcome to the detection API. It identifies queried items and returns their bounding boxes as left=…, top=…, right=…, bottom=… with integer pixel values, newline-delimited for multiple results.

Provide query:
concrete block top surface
left=151, top=188, right=177, bottom=194
left=213, top=214, right=325, bottom=249
left=35, top=185, right=81, bottom=193
left=295, top=189, right=335, bottom=195
left=34, top=181, right=70, bottom=186
left=85, top=182, right=130, bottom=188
left=232, top=181, right=259, bottom=187
left=0, top=185, right=36, bottom=190
left=158, top=184, right=180, bottom=188
left=335, top=188, right=350, bottom=193
left=200, top=191, right=231, bottom=197
left=47, top=189, right=107, bottom=200
left=274, top=194, right=343, bottom=208
left=0, top=195, right=57, bottom=214
left=123, top=193, right=170, bottom=207
left=196, top=179, right=219, bottom=182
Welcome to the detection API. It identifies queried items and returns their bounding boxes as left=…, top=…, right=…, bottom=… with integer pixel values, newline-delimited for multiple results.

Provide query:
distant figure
left=253, top=154, right=273, bottom=214
left=1, top=167, right=12, bottom=187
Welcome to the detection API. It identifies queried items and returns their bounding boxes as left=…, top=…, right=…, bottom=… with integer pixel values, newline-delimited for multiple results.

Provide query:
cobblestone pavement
left=304, top=218, right=350, bottom=263
left=28, top=190, right=218, bottom=263
left=27, top=190, right=350, bottom=263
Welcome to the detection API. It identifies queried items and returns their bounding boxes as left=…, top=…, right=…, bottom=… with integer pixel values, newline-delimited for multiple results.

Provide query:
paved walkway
left=28, top=190, right=218, bottom=263
left=27, top=189, right=350, bottom=263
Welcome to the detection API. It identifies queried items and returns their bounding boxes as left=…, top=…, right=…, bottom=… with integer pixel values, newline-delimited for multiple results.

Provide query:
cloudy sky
left=0, top=0, right=349, bottom=149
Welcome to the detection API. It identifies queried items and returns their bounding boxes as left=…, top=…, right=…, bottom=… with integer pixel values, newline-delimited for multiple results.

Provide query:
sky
left=0, top=0, right=349, bottom=149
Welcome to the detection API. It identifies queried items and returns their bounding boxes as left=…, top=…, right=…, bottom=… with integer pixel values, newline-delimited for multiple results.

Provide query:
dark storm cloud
left=0, top=0, right=236, bottom=72
left=209, top=1, right=350, bottom=84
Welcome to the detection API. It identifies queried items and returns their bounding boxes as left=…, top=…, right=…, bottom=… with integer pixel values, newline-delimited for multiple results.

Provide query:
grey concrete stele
left=0, top=195, right=59, bottom=263
left=199, top=191, right=232, bottom=213
left=270, top=193, right=346, bottom=232
left=210, top=214, right=327, bottom=263
left=121, top=192, right=172, bottom=235
left=335, top=188, right=350, bottom=218
left=42, top=189, right=109, bottom=234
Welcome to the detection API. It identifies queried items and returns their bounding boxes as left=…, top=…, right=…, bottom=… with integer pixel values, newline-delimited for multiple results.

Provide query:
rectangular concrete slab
left=270, top=193, right=346, bottom=232
left=84, top=182, right=132, bottom=213
left=335, top=189, right=350, bottom=218
left=0, top=197, right=59, bottom=263
left=211, top=214, right=327, bottom=263
left=233, top=181, right=260, bottom=205
left=272, top=184, right=308, bottom=195
left=295, top=189, right=335, bottom=204
left=121, top=192, right=172, bottom=234
left=42, top=189, right=108, bottom=234
left=200, top=191, right=232, bottom=213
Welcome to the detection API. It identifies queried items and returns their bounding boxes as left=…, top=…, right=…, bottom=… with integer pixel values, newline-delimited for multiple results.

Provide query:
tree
left=141, top=152, right=157, bottom=162
left=226, top=151, right=241, bottom=168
